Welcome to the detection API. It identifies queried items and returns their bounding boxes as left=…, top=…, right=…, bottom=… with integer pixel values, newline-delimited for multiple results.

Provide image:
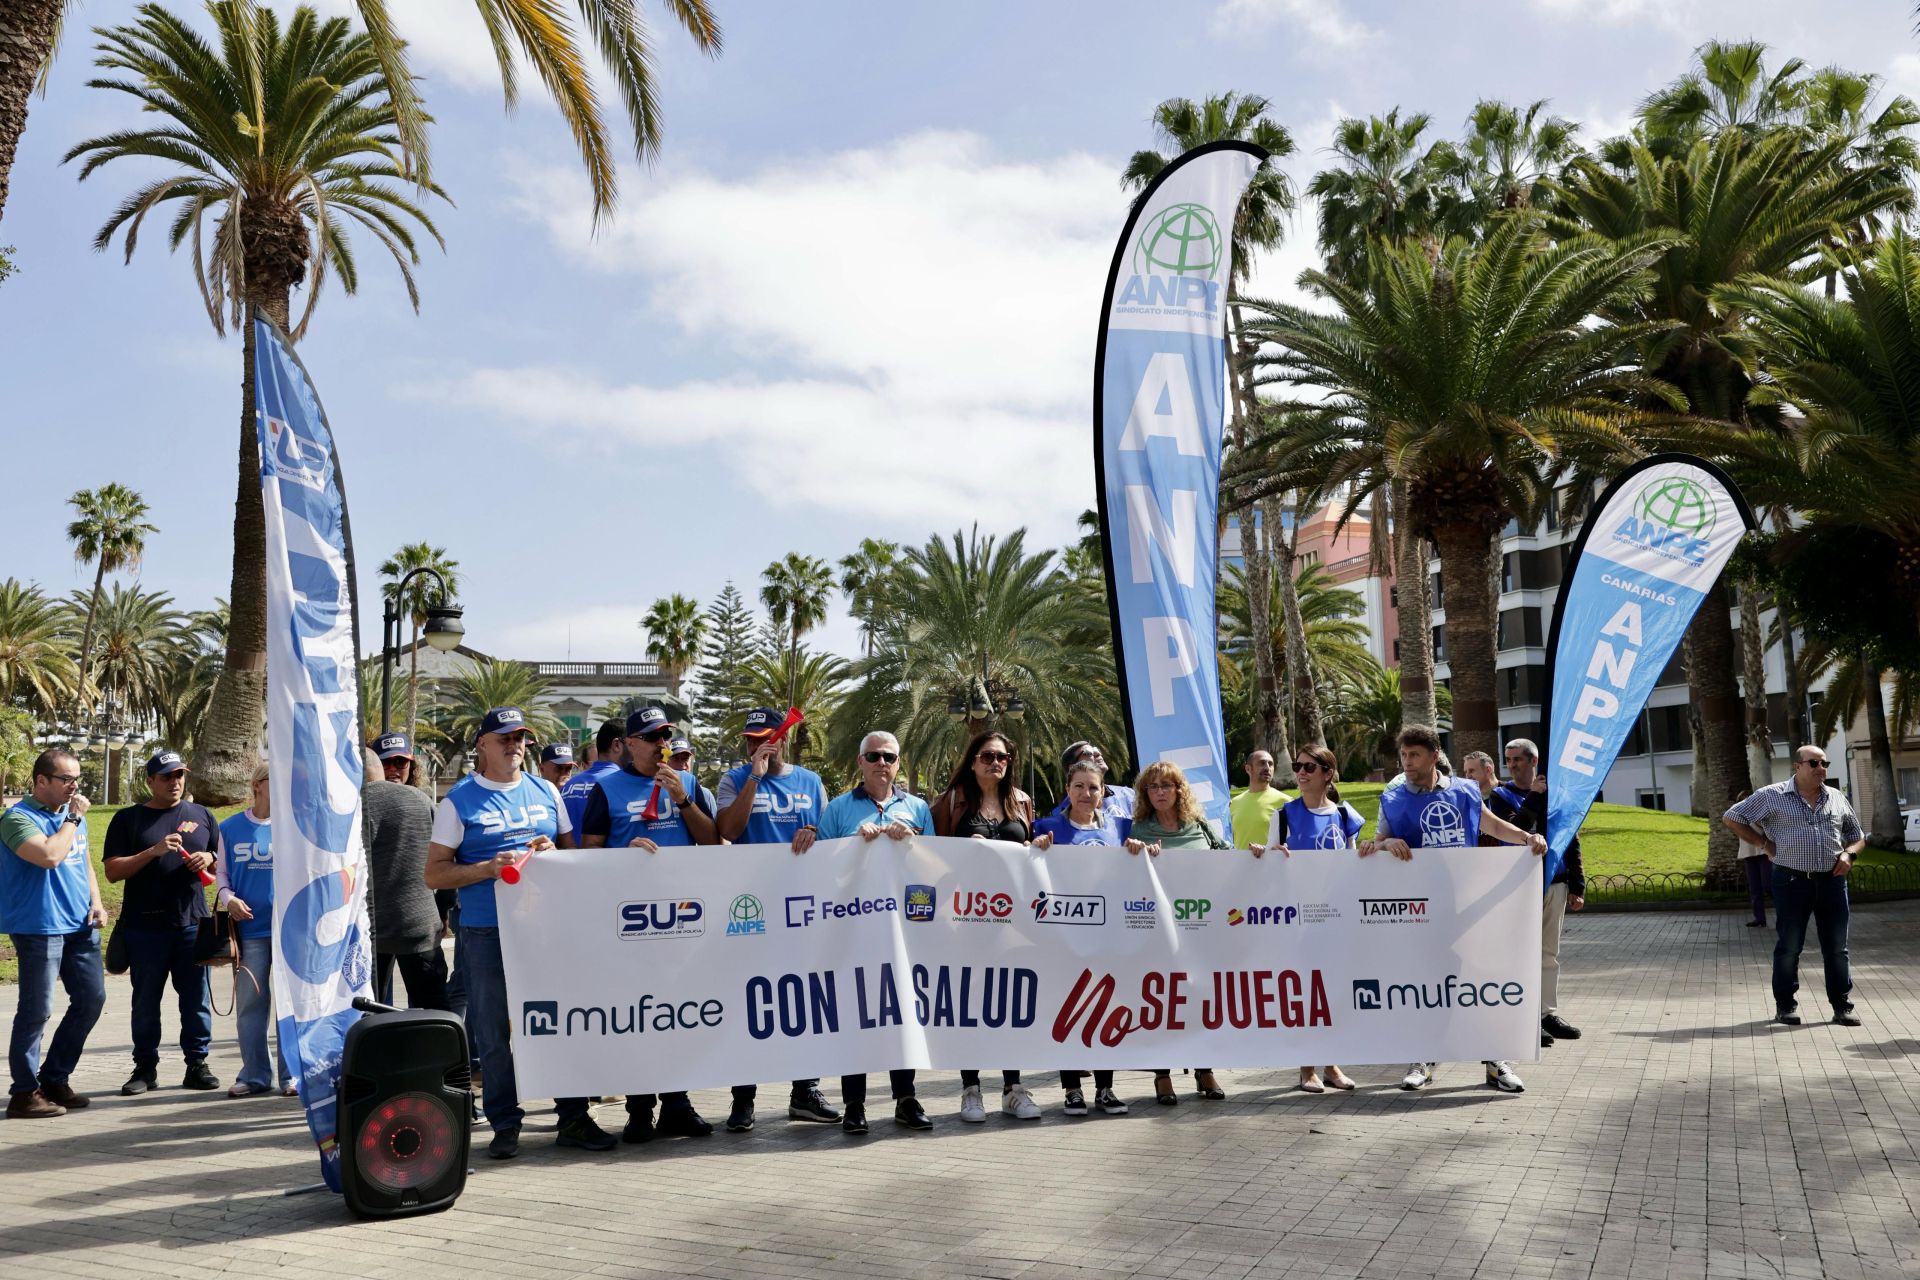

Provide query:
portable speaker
left=338, top=1007, right=471, bottom=1219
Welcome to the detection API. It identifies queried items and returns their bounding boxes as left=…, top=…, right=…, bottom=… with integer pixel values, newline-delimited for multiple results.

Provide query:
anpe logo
left=619, top=898, right=705, bottom=939
left=727, top=894, right=766, bottom=937
left=1031, top=892, right=1106, bottom=926
left=1134, top=203, right=1223, bottom=278
left=785, top=894, right=897, bottom=928
left=1417, top=801, right=1468, bottom=847
left=903, top=884, right=937, bottom=922
left=1227, top=904, right=1298, bottom=927
left=1613, top=476, right=1717, bottom=565
left=1352, top=980, right=1381, bottom=1010
left=1350, top=974, right=1528, bottom=1011
left=1173, top=897, right=1212, bottom=923
left=524, top=1001, right=559, bottom=1036
left=953, top=889, right=1015, bottom=922
left=1359, top=897, right=1429, bottom=923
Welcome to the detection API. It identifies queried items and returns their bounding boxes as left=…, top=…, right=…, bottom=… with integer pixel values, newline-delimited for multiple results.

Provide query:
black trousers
left=960, top=1070, right=1021, bottom=1088
left=732, top=1079, right=819, bottom=1101
left=626, top=1091, right=695, bottom=1115
left=841, top=1070, right=916, bottom=1106
left=375, top=949, right=449, bottom=1011
left=1060, top=1070, right=1114, bottom=1091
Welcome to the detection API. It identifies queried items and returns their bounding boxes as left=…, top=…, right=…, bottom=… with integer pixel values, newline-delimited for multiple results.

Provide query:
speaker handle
left=351, top=996, right=401, bottom=1015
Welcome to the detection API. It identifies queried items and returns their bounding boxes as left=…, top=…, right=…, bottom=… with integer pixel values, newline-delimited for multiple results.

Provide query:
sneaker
left=1095, top=1087, right=1129, bottom=1115
left=656, top=1104, right=714, bottom=1138
left=120, top=1069, right=157, bottom=1096
left=1062, top=1088, right=1088, bottom=1116
left=1541, top=1013, right=1582, bottom=1040
left=1484, top=1061, right=1525, bottom=1093
left=1834, top=1008, right=1863, bottom=1027
left=958, top=1084, right=987, bottom=1123
left=6, top=1090, right=65, bottom=1119
left=842, top=1108, right=869, bottom=1135
left=1400, top=1062, right=1434, bottom=1090
left=621, top=1113, right=655, bottom=1144
left=1001, top=1085, right=1041, bottom=1120
left=487, top=1127, right=520, bottom=1159
left=725, top=1099, right=755, bottom=1132
left=38, top=1082, right=89, bottom=1109
left=555, top=1116, right=616, bottom=1151
left=894, top=1097, right=932, bottom=1130
left=182, top=1062, right=220, bottom=1091
left=1775, top=1007, right=1802, bottom=1026
left=787, top=1087, right=840, bottom=1123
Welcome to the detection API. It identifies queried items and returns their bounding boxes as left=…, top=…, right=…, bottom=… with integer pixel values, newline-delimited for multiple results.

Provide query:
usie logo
left=523, top=1001, right=559, bottom=1036
left=1031, top=892, right=1106, bottom=925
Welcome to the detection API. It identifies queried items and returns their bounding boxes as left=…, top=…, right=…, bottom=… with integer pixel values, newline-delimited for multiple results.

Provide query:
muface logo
left=785, top=894, right=897, bottom=927
left=619, top=898, right=705, bottom=939
left=1350, top=974, right=1527, bottom=1011
left=953, top=889, right=1015, bottom=922
left=1172, top=897, right=1212, bottom=925
left=1227, top=905, right=1298, bottom=927
left=903, top=884, right=937, bottom=922
left=1352, top=980, right=1381, bottom=1010
left=1031, top=892, right=1106, bottom=925
left=1613, top=476, right=1716, bottom=565
left=1359, top=897, right=1429, bottom=923
left=727, top=893, right=766, bottom=936
left=524, top=1001, right=559, bottom=1036
left=1417, top=800, right=1467, bottom=848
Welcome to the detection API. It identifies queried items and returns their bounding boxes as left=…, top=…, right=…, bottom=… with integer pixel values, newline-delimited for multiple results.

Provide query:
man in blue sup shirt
left=561, top=718, right=625, bottom=835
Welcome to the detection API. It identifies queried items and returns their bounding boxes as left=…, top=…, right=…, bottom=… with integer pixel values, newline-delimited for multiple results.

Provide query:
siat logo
left=1614, top=476, right=1716, bottom=564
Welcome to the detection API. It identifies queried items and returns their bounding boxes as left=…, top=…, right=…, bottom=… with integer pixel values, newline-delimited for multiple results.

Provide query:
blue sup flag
left=1094, top=142, right=1264, bottom=840
left=1543, top=454, right=1756, bottom=885
left=255, top=314, right=373, bottom=1191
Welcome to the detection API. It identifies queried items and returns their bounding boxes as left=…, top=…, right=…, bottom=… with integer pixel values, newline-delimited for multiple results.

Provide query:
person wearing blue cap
left=536, top=742, right=574, bottom=790
left=578, top=706, right=720, bottom=1143
left=716, top=708, right=840, bottom=1132
left=101, top=750, right=222, bottom=1095
left=560, top=719, right=626, bottom=835
left=372, top=731, right=420, bottom=786
left=424, top=707, right=614, bottom=1158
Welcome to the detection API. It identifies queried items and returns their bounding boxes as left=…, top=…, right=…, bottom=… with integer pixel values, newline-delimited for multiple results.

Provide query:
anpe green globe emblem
left=1633, top=477, right=1716, bottom=540
left=1134, top=203, right=1223, bottom=279
left=727, top=893, right=765, bottom=936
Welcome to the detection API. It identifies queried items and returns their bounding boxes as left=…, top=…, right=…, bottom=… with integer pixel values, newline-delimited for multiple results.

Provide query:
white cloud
left=1211, top=0, right=1376, bottom=48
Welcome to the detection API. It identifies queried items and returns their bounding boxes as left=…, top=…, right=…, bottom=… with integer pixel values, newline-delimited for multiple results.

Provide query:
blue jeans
left=125, top=925, right=212, bottom=1070
left=8, top=929, right=106, bottom=1096
left=234, top=934, right=289, bottom=1090
left=459, top=925, right=586, bottom=1133
left=1771, top=865, right=1852, bottom=1012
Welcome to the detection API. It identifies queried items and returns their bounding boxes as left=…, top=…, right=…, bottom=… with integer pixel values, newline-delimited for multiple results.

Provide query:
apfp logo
left=523, top=1001, right=559, bottom=1036
left=1614, top=476, right=1716, bottom=565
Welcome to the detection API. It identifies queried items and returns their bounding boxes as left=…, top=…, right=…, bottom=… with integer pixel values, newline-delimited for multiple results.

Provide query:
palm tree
left=641, top=594, right=707, bottom=702
left=65, top=483, right=157, bottom=724
left=0, top=0, right=68, bottom=223
left=837, top=539, right=901, bottom=657
left=760, top=553, right=833, bottom=707
left=0, top=579, right=78, bottom=718
left=431, top=658, right=562, bottom=753
left=1325, top=666, right=1453, bottom=779
left=1639, top=40, right=1807, bottom=147
left=1436, top=99, right=1581, bottom=228
left=81, top=584, right=188, bottom=737
left=380, top=543, right=461, bottom=736
left=151, top=601, right=228, bottom=753
left=1219, top=559, right=1381, bottom=750
left=734, top=646, right=850, bottom=770
left=1243, top=213, right=1685, bottom=762
left=68, top=4, right=448, bottom=802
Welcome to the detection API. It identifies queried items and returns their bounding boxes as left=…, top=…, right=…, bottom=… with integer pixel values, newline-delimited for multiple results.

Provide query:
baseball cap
left=477, top=706, right=529, bottom=740
left=1059, top=741, right=1102, bottom=773
left=742, top=708, right=785, bottom=737
left=669, top=737, right=693, bottom=756
left=540, top=742, right=574, bottom=765
left=373, top=731, right=414, bottom=761
left=145, top=749, right=187, bottom=777
left=625, top=706, right=673, bottom=737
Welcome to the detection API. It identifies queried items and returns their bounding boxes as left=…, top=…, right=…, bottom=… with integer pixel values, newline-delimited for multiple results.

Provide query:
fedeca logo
left=1613, top=476, right=1717, bottom=565
left=523, top=1001, right=559, bottom=1036
left=903, top=884, right=937, bottom=923
left=727, top=893, right=765, bottom=937
left=1031, top=892, right=1106, bottom=926
left=1227, top=904, right=1298, bottom=927
left=785, top=894, right=898, bottom=928
left=1359, top=897, right=1429, bottom=923
left=619, top=898, right=705, bottom=939
left=1350, top=974, right=1528, bottom=1011
left=953, top=889, right=1015, bottom=922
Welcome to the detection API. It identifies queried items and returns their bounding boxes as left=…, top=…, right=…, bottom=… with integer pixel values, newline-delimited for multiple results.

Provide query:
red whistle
left=764, top=707, right=805, bottom=746
left=178, top=822, right=215, bottom=886
left=499, top=850, right=533, bottom=885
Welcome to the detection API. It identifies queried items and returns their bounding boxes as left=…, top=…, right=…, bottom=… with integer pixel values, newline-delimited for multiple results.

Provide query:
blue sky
left=4, top=0, right=1917, bottom=662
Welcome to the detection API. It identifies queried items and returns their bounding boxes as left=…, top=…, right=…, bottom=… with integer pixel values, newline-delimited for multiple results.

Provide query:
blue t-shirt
left=1377, top=776, right=1484, bottom=850
left=218, top=810, right=275, bottom=940
left=1032, top=812, right=1131, bottom=846
left=1048, top=785, right=1137, bottom=823
left=817, top=786, right=934, bottom=840
left=0, top=801, right=92, bottom=935
left=1275, top=797, right=1365, bottom=851
left=717, top=763, right=830, bottom=845
left=582, top=766, right=708, bottom=848
left=561, top=760, right=620, bottom=834
left=440, top=772, right=565, bottom=928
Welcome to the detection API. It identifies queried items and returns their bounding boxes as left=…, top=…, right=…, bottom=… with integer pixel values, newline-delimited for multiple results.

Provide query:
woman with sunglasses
left=931, top=731, right=1047, bottom=1121
left=1125, top=760, right=1228, bottom=1104
left=1254, top=744, right=1364, bottom=1093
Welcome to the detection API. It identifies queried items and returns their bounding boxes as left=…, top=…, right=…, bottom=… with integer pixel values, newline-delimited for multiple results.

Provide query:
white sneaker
left=1400, top=1062, right=1434, bottom=1090
left=958, top=1084, right=986, bottom=1123
left=1484, top=1061, right=1525, bottom=1093
left=1001, top=1085, right=1041, bottom=1120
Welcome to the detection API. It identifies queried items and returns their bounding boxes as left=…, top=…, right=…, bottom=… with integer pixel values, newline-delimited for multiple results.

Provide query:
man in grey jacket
left=361, top=748, right=446, bottom=1009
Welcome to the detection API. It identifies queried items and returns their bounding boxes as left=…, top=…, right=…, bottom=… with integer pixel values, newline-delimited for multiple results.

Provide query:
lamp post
left=381, top=567, right=465, bottom=734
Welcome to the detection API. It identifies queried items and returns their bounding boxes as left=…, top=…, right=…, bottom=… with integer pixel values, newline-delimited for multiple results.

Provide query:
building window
left=1636, top=789, right=1668, bottom=811
left=1899, top=767, right=1920, bottom=805
left=1389, top=585, right=1399, bottom=607
left=1432, top=626, right=1447, bottom=662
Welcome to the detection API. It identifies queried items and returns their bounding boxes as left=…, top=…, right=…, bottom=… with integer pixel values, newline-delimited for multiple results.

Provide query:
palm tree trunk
left=1273, top=502, right=1322, bottom=747
left=1390, top=482, right=1437, bottom=731
left=1243, top=502, right=1281, bottom=756
left=1430, top=520, right=1499, bottom=762
left=72, top=555, right=108, bottom=722
left=0, top=0, right=62, bottom=225
left=1686, top=583, right=1750, bottom=887
left=787, top=631, right=800, bottom=706
left=1739, top=586, right=1774, bottom=788
left=1862, top=658, right=1904, bottom=851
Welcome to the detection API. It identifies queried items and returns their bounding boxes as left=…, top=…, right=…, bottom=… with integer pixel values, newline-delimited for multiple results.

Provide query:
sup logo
left=262, top=412, right=331, bottom=490
left=523, top=1001, right=559, bottom=1036
left=727, top=893, right=765, bottom=936
left=619, top=898, right=704, bottom=939
left=903, top=884, right=937, bottom=922
left=1352, top=980, right=1381, bottom=1010
left=1133, top=203, right=1222, bottom=278
left=1418, top=801, right=1468, bottom=847
left=1614, top=475, right=1716, bottom=565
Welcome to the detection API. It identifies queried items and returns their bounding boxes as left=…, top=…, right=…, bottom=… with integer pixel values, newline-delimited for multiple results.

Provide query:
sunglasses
left=976, top=750, right=1012, bottom=764
left=1292, top=760, right=1322, bottom=773
left=1800, top=759, right=1829, bottom=769
left=863, top=751, right=899, bottom=764
left=633, top=729, right=674, bottom=744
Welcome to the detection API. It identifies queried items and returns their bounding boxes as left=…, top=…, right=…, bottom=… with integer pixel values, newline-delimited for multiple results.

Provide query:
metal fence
left=1584, top=860, right=1920, bottom=910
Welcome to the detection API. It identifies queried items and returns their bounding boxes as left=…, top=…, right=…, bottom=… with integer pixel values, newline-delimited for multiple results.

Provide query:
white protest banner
left=497, top=836, right=1542, bottom=1098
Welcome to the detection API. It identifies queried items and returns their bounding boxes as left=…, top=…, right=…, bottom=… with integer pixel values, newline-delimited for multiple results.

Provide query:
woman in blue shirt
left=216, top=765, right=292, bottom=1096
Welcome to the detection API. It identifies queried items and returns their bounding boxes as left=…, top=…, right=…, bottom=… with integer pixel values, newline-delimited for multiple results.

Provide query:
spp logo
left=1359, top=897, right=1429, bottom=923
left=1031, top=892, right=1106, bottom=926
left=523, top=1001, right=559, bottom=1036
left=952, top=889, right=1015, bottom=922
left=727, top=894, right=766, bottom=936
left=903, top=884, right=937, bottom=923
left=1173, top=897, right=1212, bottom=924
left=619, top=898, right=705, bottom=939
left=230, top=841, right=271, bottom=867
left=1227, top=905, right=1298, bottom=927
left=1352, top=980, right=1382, bottom=1010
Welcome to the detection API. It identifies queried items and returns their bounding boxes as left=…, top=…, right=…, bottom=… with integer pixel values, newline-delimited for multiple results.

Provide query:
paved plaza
left=2, top=903, right=1916, bottom=1280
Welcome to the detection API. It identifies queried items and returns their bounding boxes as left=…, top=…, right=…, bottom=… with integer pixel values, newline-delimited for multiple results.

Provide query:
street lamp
left=381, top=567, right=465, bottom=734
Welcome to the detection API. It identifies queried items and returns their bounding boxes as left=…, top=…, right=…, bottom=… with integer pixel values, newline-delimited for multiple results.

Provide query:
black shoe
left=1833, top=1008, right=1862, bottom=1027
left=1542, top=1032, right=1555, bottom=1047
left=1775, top=1007, right=1802, bottom=1025
left=1541, top=1014, right=1582, bottom=1040
left=488, top=1127, right=520, bottom=1159
left=842, top=1108, right=869, bottom=1135
left=181, top=1062, right=220, bottom=1091
left=787, top=1087, right=840, bottom=1123
left=120, top=1070, right=158, bottom=1097
left=894, top=1097, right=932, bottom=1130
left=657, top=1104, right=713, bottom=1138
left=556, top=1116, right=616, bottom=1151
left=621, top=1113, right=655, bottom=1144
left=1747, top=919, right=1766, bottom=927
left=725, top=1099, right=754, bottom=1132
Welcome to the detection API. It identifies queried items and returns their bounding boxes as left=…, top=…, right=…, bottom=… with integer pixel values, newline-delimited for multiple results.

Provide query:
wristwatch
left=62, top=813, right=83, bottom=827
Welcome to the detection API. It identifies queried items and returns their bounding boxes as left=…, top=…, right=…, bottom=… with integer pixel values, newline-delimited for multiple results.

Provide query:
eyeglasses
left=42, top=773, right=81, bottom=785
left=1147, top=781, right=1176, bottom=792
left=976, top=750, right=1012, bottom=764
left=1292, top=760, right=1321, bottom=774
left=862, top=751, right=899, bottom=764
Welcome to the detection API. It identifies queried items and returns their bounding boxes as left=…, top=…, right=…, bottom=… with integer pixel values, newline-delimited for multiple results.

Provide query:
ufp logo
left=619, top=898, right=704, bottom=939
left=1613, top=476, right=1716, bottom=565
left=1031, top=892, right=1106, bottom=925
left=1227, top=905, right=1298, bottom=927
left=1352, top=980, right=1382, bottom=1010
left=1173, top=897, right=1212, bottom=922
left=523, top=1001, right=559, bottom=1036
left=727, top=893, right=765, bottom=937
left=903, top=884, right=937, bottom=923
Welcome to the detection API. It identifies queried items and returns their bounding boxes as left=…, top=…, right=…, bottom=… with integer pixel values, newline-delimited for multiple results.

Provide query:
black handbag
left=104, top=918, right=130, bottom=976
left=192, top=911, right=237, bottom=968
